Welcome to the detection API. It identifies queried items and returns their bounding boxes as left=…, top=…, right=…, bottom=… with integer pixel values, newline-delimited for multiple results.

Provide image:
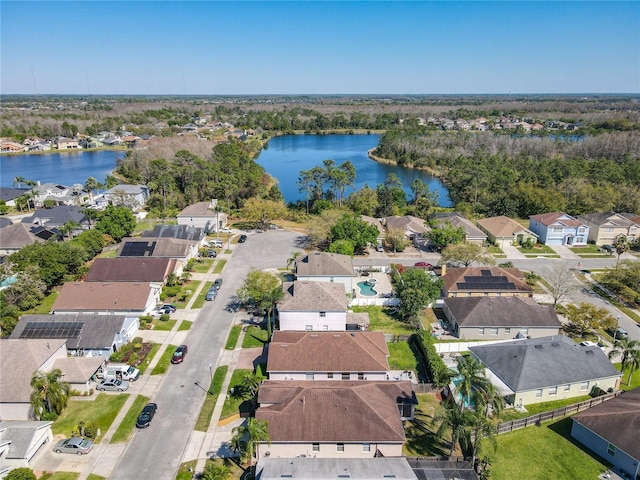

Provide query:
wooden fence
left=496, top=390, right=624, bottom=435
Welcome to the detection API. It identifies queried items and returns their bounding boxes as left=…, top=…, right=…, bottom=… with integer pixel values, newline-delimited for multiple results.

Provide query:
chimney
left=441, top=264, right=447, bottom=276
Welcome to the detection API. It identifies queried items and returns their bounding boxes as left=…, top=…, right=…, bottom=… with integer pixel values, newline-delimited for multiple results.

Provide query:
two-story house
left=295, top=252, right=356, bottom=294
left=577, top=212, right=640, bottom=245
left=529, top=212, right=590, bottom=246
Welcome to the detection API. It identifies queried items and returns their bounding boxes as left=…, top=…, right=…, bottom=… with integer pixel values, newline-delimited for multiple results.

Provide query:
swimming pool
left=452, top=374, right=477, bottom=409
left=356, top=281, right=378, bottom=296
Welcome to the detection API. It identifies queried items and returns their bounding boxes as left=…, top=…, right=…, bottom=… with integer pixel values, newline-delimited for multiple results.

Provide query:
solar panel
left=20, top=321, right=83, bottom=339
left=120, top=241, right=156, bottom=257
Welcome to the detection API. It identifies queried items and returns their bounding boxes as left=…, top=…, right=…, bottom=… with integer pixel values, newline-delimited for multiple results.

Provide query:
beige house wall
left=295, top=275, right=353, bottom=294
left=257, top=441, right=402, bottom=459
left=456, top=325, right=560, bottom=340
left=278, top=311, right=346, bottom=331
left=268, top=372, right=388, bottom=381
left=511, top=376, right=621, bottom=407
left=0, top=403, right=32, bottom=421
left=587, top=225, right=633, bottom=246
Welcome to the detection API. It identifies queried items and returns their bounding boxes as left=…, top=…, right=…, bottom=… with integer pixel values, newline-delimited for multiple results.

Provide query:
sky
left=1, top=1, right=639, bottom=95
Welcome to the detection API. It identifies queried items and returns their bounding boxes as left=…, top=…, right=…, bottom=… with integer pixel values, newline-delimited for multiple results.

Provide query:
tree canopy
left=329, top=213, right=379, bottom=254
left=96, top=205, right=136, bottom=242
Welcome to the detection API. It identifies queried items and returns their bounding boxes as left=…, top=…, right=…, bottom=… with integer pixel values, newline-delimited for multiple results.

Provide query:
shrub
left=5, top=468, right=37, bottom=480
left=411, top=331, right=451, bottom=386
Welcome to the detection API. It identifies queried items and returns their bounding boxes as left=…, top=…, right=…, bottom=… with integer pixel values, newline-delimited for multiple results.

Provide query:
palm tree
left=286, top=251, right=301, bottom=271
left=432, top=400, right=474, bottom=459
left=13, top=176, right=26, bottom=188
left=613, top=235, right=630, bottom=270
left=200, top=462, right=232, bottom=480
left=609, top=338, right=640, bottom=385
left=60, top=220, right=81, bottom=240
left=262, top=286, right=284, bottom=339
left=464, top=410, right=498, bottom=466
left=81, top=207, right=100, bottom=229
left=230, top=417, right=270, bottom=466
left=454, top=355, right=484, bottom=411
left=30, top=369, right=71, bottom=419
left=85, top=176, right=99, bottom=205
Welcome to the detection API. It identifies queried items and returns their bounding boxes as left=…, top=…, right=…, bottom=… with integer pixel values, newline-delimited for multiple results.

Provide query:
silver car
left=53, top=437, right=93, bottom=455
left=97, top=378, right=129, bottom=391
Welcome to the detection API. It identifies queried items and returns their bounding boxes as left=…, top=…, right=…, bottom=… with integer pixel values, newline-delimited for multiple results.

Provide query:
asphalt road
left=109, top=230, right=306, bottom=480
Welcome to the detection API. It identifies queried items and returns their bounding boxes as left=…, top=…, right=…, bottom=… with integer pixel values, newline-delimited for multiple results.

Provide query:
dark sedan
left=171, top=345, right=188, bottom=364
left=136, top=403, right=158, bottom=429
left=238, top=234, right=247, bottom=243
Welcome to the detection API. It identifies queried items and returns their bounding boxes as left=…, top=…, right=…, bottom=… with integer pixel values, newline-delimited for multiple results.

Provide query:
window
left=358, top=372, right=364, bottom=380
left=504, top=328, right=511, bottom=334
left=490, top=328, right=498, bottom=335
left=362, top=443, right=371, bottom=453
left=552, top=227, right=563, bottom=233
left=607, top=444, right=616, bottom=456
left=398, top=403, right=413, bottom=418
left=578, top=227, right=585, bottom=233
left=306, top=373, right=314, bottom=380
left=323, top=325, right=328, bottom=331
left=521, top=328, right=529, bottom=335
left=604, top=227, right=614, bottom=232
left=478, top=328, right=485, bottom=335
left=536, top=389, right=543, bottom=398
left=342, top=372, right=350, bottom=380
left=305, top=325, right=312, bottom=331
left=564, top=384, right=570, bottom=392
left=312, top=443, right=320, bottom=453
left=320, top=312, right=326, bottom=318
left=337, top=443, right=345, bottom=453
left=327, top=373, right=333, bottom=379
left=549, top=386, right=557, bottom=396
left=580, top=381, right=589, bottom=391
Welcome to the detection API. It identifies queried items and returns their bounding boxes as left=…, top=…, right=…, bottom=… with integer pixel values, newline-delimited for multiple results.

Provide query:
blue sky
left=2, top=1, right=639, bottom=94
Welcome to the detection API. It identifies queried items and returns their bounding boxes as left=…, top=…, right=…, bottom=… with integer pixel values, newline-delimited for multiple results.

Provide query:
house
left=295, top=252, right=356, bottom=293
left=176, top=200, right=228, bottom=233
left=255, top=380, right=416, bottom=459
left=52, top=282, right=162, bottom=315
left=383, top=215, right=430, bottom=248
left=469, top=336, right=622, bottom=407
left=0, top=142, right=27, bottom=153
left=267, top=331, right=390, bottom=381
left=116, top=237, right=200, bottom=262
left=443, top=297, right=562, bottom=340
left=143, top=224, right=206, bottom=243
left=441, top=266, right=533, bottom=298
left=406, top=458, right=479, bottom=480
left=0, top=339, right=67, bottom=420
left=86, top=257, right=181, bottom=283
left=0, top=187, right=29, bottom=207
left=102, top=184, right=149, bottom=211
left=0, top=223, right=46, bottom=257
left=52, top=356, right=105, bottom=394
left=429, top=212, right=487, bottom=245
left=476, top=215, right=538, bottom=248
left=571, top=388, right=640, bottom=480
left=10, top=313, right=139, bottom=358
left=0, top=218, right=12, bottom=229
left=0, top=421, right=53, bottom=476
left=360, top=215, right=385, bottom=243
left=22, top=205, right=90, bottom=232
left=577, top=212, right=640, bottom=245
left=529, top=212, right=589, bottom=246
left=55, top=137, right=80, bottom=150
left=256, top=458, right=418, bottom=480
left=30, top=183, right=74, bottom=207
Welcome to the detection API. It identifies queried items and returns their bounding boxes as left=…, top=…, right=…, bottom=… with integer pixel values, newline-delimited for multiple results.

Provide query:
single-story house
left=10, top=314, right=139, bottom=358
left=441, top=266, right=533, bottom=298
left=85, top=257, right=182, bottom=283
left=256, top=458, right=419, bottom=480
left=476, top=215, right=538, bottom=248
left=255, top=380, right=416, bottom=459
left=577, top=212, right=640, bottom=245
left=22, top=205, right=90, bottom=232
left=52, top=282, right=161, bottom=315
left=469, top=336, right=622, bottom=407
left=571, top=388, right=640, bottom=480
left=0, top=142, right=27, bottom=153
left=295, top=252, right=356, bottom=294
left=0, top=421, right=53, bottom=477
left=142, top=224, right=206, bottom=243
left=360, top=215, right=385, bottom=243
left=0, top=339, right=68, bottom=420
left=278, top=281, right=366, bottom=332
left=102, top=184, right=149, bottom=211
left=267, top=331, right=390, bottom=381
left=117, top=237, right=200, bottom=263
left=528, top=212, right=589, bottom=246
left=382, top=215, right=429, bottom=246
left=0, top=223, right=46, bottom=257
left=176, top=200, right=227, bottom=233
left=443, top=296, right=562, bottom=340
left=52, top=356, right=105, bottom=394
left=0, top=188, right=29, bottom=208
left=429, top=212, right=487, bottom=245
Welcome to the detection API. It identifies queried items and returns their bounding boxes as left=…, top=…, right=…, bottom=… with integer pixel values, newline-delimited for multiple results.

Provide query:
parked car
left=614, top=327, right=629, bottom=339
left=238, top=234, right=247, bottom=243
left=376, top=243, right=384, bottom=252
left=53, top=437, right=93, bottom=455
left=209, top=239, right=224, bottom=248
left=136, top=403, right=158, bottom=429
left=204, top=249, right=217, bottom=258
left=97, top=378, right=129, bottom=392
left=171, top=345, right=188, bottom=364
left=160, top=304, right=177, bottom=313
left=205, top=287, right=217, bottom=301
left=221, top=226, right=232, bottom=233
left=213, top=278, right=223, bottom=290
left=151, top=306, right=174, bottom=317
left=600, top=244, right=615, bottom=254
left=414, top=261, right=433, bottom=268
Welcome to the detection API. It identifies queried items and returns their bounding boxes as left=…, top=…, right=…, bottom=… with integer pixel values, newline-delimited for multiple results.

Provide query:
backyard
left=351, top=306, right=415, bottom=334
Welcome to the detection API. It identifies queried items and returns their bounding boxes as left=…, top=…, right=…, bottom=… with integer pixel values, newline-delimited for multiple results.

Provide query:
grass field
left=220, top=369, right=253, bottom=420
left=498, top=395, right=591, bottom=422
left=40, top=472, right=79, bottom=480
left=170, top=280, right=202, bottom=309
left=242, top=325, right=269, bottom=348
left=53, top=393, right=129, bottom=443
left=352, top=306, right=415, bottom=334
left=86, top=475, right=106, bottom=480
left=111, top=395, right=150, bottom=443
left=225, top=325, right=242, bottom=349
left=195, top=366, right=228, bottom=432
left=387, top=341, right=418, bottom=371
left=25, top=290, right=58, bottom=314
left=192, top=259, right=214, bottom=273
left=151, top=345, right=177, bottom=375
left=213, top=259, right=227, bottom=273
left=178, top=320, right=192, bottom=331
left=151, top=318, right=176, bottom=331
left=176, top=460, right=198, bottom=480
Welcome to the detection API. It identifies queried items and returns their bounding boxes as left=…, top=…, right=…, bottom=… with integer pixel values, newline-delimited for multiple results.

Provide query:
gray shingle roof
left=444, top=297, right=561, bottom=328
left=296, top=252, right=354, bottom=277
left=256, top=458, right=418, bottom=480
left=22, top=206, right=88, bottom=228
left=0, top=421, right=53, bottom=459
left=279, top=281, right=347, bottom=312
left=470, top=336, right=621, bottom=392
left=143, top=224, right=205, bottom=241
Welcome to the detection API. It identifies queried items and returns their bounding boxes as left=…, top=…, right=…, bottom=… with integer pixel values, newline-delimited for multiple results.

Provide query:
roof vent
left=551, top=342, right=560, bottom=347
left=383, top=476, right=396, bottom=478
left=280, top=345, right=289, bottom=348
left=586, top=350, right=594, bottom=355
left=534, top=345, right=543, bottom=349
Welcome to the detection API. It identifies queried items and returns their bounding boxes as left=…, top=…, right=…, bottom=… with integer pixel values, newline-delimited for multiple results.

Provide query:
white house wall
left=268, top=372, right=388, bottom=381
left=295, top=275, right=353, bottom=294
left=257, top=442, right=402, bottom=459
left=279, top=311, right=346, bottom=331
left=456, top=325, right=560, bottom=341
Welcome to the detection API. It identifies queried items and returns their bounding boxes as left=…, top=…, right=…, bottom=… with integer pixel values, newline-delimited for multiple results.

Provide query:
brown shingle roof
left=296, top=252, right=354, bottom=277
left=572, top=388, right=640, bottom=460
left=53, top=282, right=156, bottom=311
left=0, top=223, right=45, bottom=250
left=444, top=297, right=561, bottom=328
left=177, top=201, right=215, bottom=218
left=529, top=212, right=584, bottom=227
left=278, top=281, right=347, bottom=312
left=53, top=357, right=104, bottom=384
left=256, top=381, right=413, bottom=442
left=477, top=216, right=537, bottom=238
left=267, top=331, right=389, bottom=373
left=442, top=267, right=533, bottom=295
left=86, top=258, right=177, bottom=282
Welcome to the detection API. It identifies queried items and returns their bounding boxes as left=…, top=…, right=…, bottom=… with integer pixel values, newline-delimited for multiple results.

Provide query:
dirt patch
left=120, top=342, right=153, bottom=367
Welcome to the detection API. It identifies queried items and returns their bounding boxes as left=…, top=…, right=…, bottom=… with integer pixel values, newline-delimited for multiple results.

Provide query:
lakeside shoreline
left=0, top=146, right=129, bottom=158
left=367, top=147, right=448, bottom=183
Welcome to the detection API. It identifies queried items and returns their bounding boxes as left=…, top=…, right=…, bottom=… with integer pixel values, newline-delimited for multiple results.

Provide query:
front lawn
left=178, top=320, right=192, bottom=331
left=387, top=341, right=418, bottom=371
left=151, top=318, right=177, bottom=331
left=53, top=393, right=129, bottom=443
left=164, top=280, right=201, bottom=308
left=518, top=244, right=556, bottom=255
left=137, top=343, right=160, bottom=374
left=111, top=395, right=150, bottom=443
left=192, top=259, right=214, bottom=273
left=492, top=417, right=611, bottom=480
left=242, top=324, right=269, bottom=348
left=195, top=366, right=228, bottom=432
left=151, top=345, right=178, bottom=375
left=220, top=369, right=253, bottom=420
left=176, top=460, right=198, bottom=480
left=569, top=244, right=603, bottom=254
left=225, top=325, right=242, bottom=350
left=40, top=473, right=79, bottom=480
left=352, top=306, right=415, bottom=334
left=213, top=259, right=226, bottom=273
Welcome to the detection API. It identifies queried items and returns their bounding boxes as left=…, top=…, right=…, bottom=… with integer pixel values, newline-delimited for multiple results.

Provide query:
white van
left=97, top=363, right=140, bottom=382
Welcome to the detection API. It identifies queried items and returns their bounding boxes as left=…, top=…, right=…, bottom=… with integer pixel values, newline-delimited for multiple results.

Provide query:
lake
left=0, top=150, right=125, bottom=187
left=255, top=134, right=451, bottom=206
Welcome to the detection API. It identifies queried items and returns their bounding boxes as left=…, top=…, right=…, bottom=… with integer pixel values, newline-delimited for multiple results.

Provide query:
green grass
left=615, top=362, right=640, bottom=391
left=569, top=244, right=604, bottom=254
left=403, top=393, right=448, bottom=457
left=492, top=417, right=611, bottom=480
left=487, top=245, right=505, bottom=255
left=192, top=281, right=214, bottom=309
left=134, top=218, right=176, bottom=234
left=195, top=366, right=228, bottom=432
left=498, top=395, right=591, bottom=422
left=151, top=345, right=178, bottom=375
left=111, top=395, right=150, bottom=443
left=87, top=475, right=107, bottom=480
left=178, top=320, right=192, bottom=331
left=151, top=318, right=177, bottom=331
left=25, top=290, right=58, bottom=314
left=387, top=341, right=418, bottom=371
left=192, top=259, right=214, bottom=273
left=213, top=259, right=227, bottom=273
left=351, top=306, right=415, bottom=334
left=176, top=460, right=198, bottom=480
left=225, top=325, right=242, bottom=349
left=518, top=244, right=557, bottom=255
left=40, top=473, right=79, bottom=480
left=242, top=325, right=269, bottom=348
left=96, top=250, right=117, bottom=258
left=171, top=280, right=202, bottom=308
left=53, top=393, right=129, bottom=443
left=220, top=369, right=253, bottom=419
left=137, top=343, right=160, bottom=374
